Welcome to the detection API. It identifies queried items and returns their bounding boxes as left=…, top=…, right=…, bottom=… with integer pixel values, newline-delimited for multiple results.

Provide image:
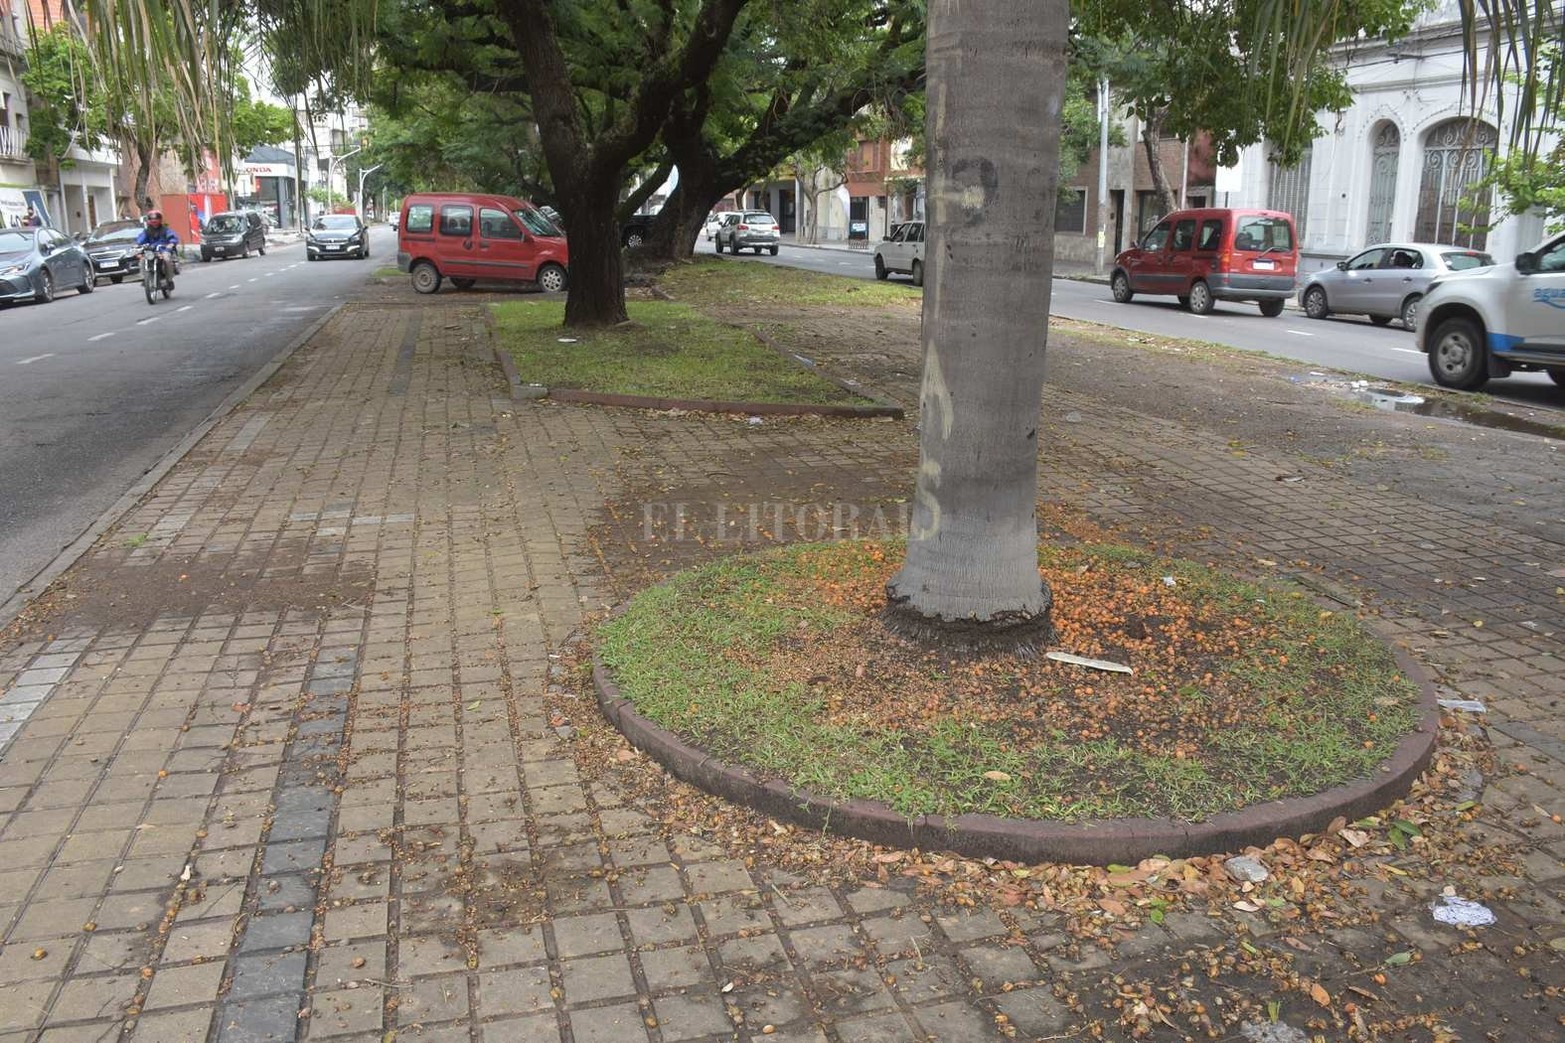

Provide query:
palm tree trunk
left=884, top=0, right=1068, bottom=652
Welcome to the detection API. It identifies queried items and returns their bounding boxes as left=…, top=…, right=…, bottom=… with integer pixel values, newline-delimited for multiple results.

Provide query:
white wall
left=1219, top=8, right=1556, bottom=270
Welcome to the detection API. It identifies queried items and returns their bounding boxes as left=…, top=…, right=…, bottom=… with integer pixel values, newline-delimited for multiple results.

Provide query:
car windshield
left=1233, top=216, right=1293, bottom=252
left=0, top=229, right=33, bottom=252
left=91, top=222, right=142, bottom=242
left=314, top=216, right=359, bottom=230
left=207, top=215, right=245, bottom=234
left=1441, top=250, right=1494, bottom=271
left=514, top=208, right=561, bottom=237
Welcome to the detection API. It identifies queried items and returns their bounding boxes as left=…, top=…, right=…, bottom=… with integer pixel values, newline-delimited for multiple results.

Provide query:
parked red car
left=1110, top=207, right=1299, bottom=317
left=396, top=192, right=568, bottom=294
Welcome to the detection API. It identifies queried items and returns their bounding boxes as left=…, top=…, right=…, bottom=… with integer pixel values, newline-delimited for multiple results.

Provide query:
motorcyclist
left=135, top=210, right=181, bottom=286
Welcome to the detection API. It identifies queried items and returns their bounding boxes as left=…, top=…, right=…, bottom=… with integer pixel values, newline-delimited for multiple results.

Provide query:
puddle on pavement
left=1297, top=375, right=1565, bottom=439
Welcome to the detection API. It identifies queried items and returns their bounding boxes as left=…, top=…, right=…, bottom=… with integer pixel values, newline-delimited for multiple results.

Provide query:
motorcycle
left=141, top=246, right=174, bottom=305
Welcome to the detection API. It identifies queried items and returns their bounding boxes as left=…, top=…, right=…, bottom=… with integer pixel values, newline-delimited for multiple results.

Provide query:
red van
left=1110, top=208, right=1298, bottom=317
left=396, top=192, right=569, bottom=294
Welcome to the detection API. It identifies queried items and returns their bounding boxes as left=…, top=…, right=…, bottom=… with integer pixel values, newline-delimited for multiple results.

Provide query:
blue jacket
left=136, top=225, right=179, bottom=248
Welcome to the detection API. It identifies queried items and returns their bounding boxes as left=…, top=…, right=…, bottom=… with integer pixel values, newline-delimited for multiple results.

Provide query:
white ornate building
left=1219, top=0, right=1558, bottom=272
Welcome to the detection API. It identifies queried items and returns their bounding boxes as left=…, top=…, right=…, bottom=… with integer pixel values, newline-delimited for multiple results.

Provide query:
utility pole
left=1095, top=76, right=1110, bottom=275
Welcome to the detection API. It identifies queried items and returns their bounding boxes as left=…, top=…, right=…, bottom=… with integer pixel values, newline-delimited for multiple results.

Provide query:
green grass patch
left=661, top=257, right=922, bottom=309
left=491, top=298, right=866, bottom=404
left=598, top=540, right=1424, bottom=823
left=372, top=266, right=403, bottom=279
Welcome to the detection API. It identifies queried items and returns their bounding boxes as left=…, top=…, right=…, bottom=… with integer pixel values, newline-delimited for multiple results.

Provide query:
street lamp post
left=326, top=146, right=363, bottom=213
left=357, top=164, right=383, bottom=218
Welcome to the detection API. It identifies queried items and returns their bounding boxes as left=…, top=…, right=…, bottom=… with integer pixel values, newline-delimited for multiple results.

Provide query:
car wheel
left=536, top=263, right=568, bottom=294
left=1369, top=314, right=1393, bottom=326
left=201, top=250, right=212, bottom=263
left=624, top=231, right=644, bottom=249
left=451, top=278, right=476, bottom=291
left=769, top=245, right=779, bottom=256
left=411, top=261, right=442, bottom=295
left=714, top=237, right=724, bottom=253
left=78, top=270, right=94, bottom=294
left=1258, top=299, right=1285, bottom=318
left=1110, top=271, right=1133, bottom=303
left=1188, top=280, right=1214, bottom=314
left=110, top=275, right=124, bottom=285
left=1303, top=285, right=1329, bottom=319
left=874, top=256, right=888, bottom=281
left=911, top=260, right=924, bottom=288
left=259, top=242, right=266, bottom=256
left=1428, top=316, right=1488, bottom=390
left=1400, top=294, right=1422, bottom=331
left=35, top=270, right=54, bottom=304
left=1546, top=366, right=1565, bottom=388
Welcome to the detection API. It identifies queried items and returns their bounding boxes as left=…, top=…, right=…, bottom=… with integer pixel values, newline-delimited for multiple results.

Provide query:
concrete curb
left=593, top=609, right=1440, bottom=864
left=0, top=303, right=348, bottom=636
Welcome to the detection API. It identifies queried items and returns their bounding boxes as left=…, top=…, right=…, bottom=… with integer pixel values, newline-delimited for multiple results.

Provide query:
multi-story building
left=0, top=0, right=40, bottom=226
left=1, top=0, right=124, bottom=232
left=296, top=101, right=370, bottom=214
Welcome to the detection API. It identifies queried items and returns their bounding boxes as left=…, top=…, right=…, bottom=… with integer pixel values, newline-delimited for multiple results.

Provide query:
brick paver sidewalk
left=0, top=288, right=1560, bottom=1042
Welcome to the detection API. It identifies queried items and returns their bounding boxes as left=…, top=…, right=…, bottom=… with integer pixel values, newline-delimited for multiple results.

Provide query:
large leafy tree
left=1073, top=0, right=1427, bottom=217
left=638, top=0, right=926, bottom=259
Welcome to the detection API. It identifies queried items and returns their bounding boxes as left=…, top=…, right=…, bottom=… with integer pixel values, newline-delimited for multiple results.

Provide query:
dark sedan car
left=0, top=226, right=94, bottom=305
left=307, top=214, right=369, bottom=260
left=81, top=219, right=144, bottom=283
left=201, top=210, right=267, bottom=261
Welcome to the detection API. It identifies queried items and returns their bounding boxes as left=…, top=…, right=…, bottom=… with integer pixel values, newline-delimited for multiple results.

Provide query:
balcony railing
left=0, top=24, right=23, bottom=59
left=0, top=124, right=26, bottom=160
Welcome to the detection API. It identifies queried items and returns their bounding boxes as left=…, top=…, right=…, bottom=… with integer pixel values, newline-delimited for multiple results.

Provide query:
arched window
left=1365, top=122, right=1400, bottom=244
left=1415, top=118, right=1496, bottom=249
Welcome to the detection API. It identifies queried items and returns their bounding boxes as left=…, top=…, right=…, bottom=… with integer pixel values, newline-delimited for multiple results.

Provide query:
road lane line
left=205, top=292, right=221, bottom=299
left=16, top=354, right=55, bottom=364
left=177, top=305, right=193, bottom=312
left=88, top=332, right=116, bottom=342
left=1285, top=329, right=1314, bottom=337
left=136, top=316, right=162, bottom=325
left=247, top=278, right=258, bottom=283
left=228, top=284, right=240, bottom=289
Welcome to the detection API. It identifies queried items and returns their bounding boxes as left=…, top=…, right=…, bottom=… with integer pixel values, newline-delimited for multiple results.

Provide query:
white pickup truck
left=1420, top=229, right=1565, bottom=390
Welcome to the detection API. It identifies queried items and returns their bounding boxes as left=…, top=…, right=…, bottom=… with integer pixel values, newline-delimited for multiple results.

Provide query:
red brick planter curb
left=593, top=631, right=1440, bottom=864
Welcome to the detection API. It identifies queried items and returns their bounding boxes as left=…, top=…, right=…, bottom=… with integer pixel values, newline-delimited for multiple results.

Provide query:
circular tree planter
left=593, top=541, right=1439, bottom=864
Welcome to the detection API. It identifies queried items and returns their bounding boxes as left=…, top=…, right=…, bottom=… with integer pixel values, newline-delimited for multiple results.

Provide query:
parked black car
left=81, top=219, right=144, bottom=283
left=307, top=214, right=369, bottom=260
left=622, top=214, right=654, bottom=248
left=201, top=210, right=267, bottom=261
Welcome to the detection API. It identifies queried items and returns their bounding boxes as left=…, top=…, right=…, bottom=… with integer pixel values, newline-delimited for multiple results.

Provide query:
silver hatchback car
left=1299, top=242, right=1493, bottom=330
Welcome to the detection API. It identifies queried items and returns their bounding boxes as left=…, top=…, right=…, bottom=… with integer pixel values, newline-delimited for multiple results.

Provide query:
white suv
left=874, top=221, right=925, bottom=285
left=1420, top=230, right=1565, bottom=390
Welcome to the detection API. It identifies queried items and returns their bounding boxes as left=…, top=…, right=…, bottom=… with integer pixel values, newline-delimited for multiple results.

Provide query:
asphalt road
left=0, top=228, right=391, bottom=608
left=716, top=241, right=1564, bottom=408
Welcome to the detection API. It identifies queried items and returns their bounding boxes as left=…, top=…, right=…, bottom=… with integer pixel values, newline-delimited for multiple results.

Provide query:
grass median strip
left=662, top=257, right=922, bottom=308
left=491, top=298, right=867, bottom=404
left=599, top=540, right=1422, bottom=823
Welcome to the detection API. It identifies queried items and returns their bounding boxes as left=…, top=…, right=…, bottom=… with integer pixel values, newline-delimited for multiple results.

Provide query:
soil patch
left=598, top=540, right=1424, bottom=822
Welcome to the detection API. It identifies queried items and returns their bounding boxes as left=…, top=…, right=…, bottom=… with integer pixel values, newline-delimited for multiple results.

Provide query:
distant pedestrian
left=22, top=206, right=42, bottom=228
